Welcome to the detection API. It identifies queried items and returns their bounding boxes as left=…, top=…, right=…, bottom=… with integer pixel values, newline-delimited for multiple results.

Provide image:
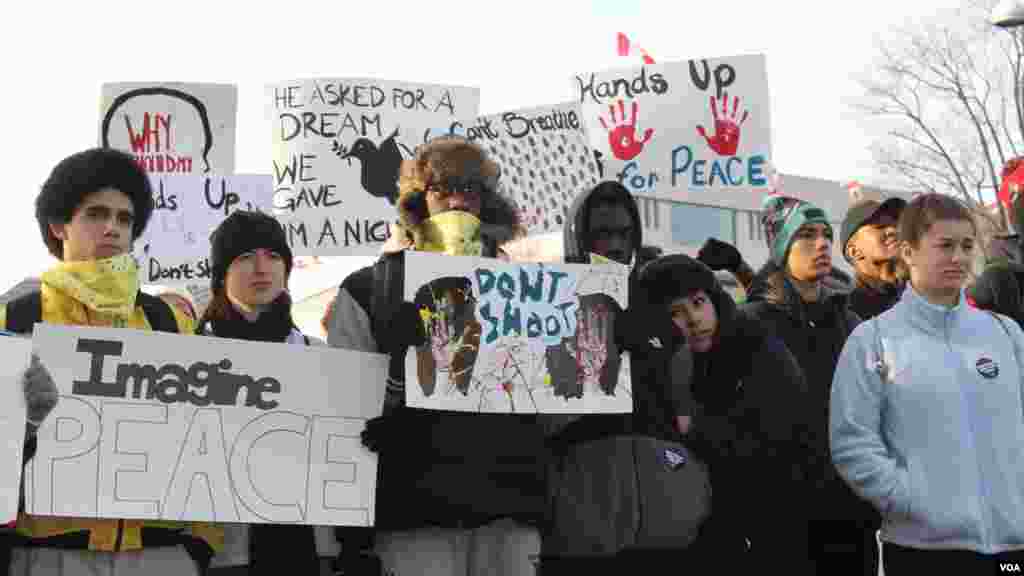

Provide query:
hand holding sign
left=599, top=100, right=653, bottom=161
left=23, top=354, right=57, bottom=428
left=696, top=93, right=749, bottom=156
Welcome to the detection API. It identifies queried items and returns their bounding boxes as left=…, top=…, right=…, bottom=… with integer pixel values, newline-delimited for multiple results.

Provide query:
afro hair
left=36, top=147, right=155, bottom=259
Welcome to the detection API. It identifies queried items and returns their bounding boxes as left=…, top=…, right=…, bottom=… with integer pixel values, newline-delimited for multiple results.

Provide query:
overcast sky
left=0, top=0, right=966, bottom=291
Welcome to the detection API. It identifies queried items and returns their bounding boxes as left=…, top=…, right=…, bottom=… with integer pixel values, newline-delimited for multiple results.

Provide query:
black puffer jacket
left=968, top=260, right=1024, bottom=328
left=641, top=255, right=815, bottom=566
left=740, top=261, right=876, bottom=525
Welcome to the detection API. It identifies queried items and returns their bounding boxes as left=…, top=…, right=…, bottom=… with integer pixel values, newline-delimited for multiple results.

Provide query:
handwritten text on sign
left=405, top=253, right=631, bottom=415
left=462, top=103, right=600, bottom=235
left=268, top=79, right=479, bottom=256
left=575, top=55, right=771, bottom=211
left=25, top=325, right=386, bottom=526
left=137, top=174, right=274, bottom=286
left=100, top=82, right=238, bottom=176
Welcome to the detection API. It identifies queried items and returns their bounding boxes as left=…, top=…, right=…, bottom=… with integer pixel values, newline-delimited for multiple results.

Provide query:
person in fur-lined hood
left=326, top=135, right=547, bottom=576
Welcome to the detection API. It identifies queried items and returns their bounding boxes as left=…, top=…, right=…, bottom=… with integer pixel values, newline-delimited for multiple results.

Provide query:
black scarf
left=202, top=295, right=295, bottom=343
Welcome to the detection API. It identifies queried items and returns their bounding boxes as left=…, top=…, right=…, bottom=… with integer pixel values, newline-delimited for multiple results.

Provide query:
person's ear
left=899, top=241, right=915, bottom=270
left=48, top=222, right=66, bottom=241
left=846, top=242, right=861, bottom=262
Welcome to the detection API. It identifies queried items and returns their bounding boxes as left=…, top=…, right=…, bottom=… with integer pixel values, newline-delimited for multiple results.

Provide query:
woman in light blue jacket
left=831, top=193, right=1024, bottom=574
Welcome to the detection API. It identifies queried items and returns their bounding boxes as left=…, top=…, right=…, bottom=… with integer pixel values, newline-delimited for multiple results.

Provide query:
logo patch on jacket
left=662, top=447, right=688, bottom=470
left=976, top=357, right=999, bottom=379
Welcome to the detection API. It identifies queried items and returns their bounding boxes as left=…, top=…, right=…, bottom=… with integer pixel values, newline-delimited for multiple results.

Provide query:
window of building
left=671, top=203, right=735, bottom=246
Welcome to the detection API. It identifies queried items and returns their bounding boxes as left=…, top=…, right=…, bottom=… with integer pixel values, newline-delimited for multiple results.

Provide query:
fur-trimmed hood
left=394, top=136, right=523, bottom=250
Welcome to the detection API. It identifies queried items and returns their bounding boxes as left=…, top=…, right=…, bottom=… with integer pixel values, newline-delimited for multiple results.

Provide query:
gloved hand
left=360, top=408, right=429, bottom=454
left=23, top=354, right=58, bottom=430
left=697, top=238, right=743, bottom=272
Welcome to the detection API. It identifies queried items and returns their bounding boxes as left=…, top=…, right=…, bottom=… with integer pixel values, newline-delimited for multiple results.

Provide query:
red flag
left=617, top=32, right=655, bottom=64
left=617, top=32, right=630, bottom=56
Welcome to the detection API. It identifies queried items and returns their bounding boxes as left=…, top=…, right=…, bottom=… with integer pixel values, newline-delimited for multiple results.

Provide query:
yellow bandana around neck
left=41, top=254, right=140, bottom=317
left=589, top=252, right=633, bottom=272
left=417, top=211, right=484, bottom=256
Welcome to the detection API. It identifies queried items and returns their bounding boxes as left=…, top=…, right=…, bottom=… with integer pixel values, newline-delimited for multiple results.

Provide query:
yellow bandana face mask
left=40, top=254, right=140, bottom=317
left=417, top=211, right=484, bottom=256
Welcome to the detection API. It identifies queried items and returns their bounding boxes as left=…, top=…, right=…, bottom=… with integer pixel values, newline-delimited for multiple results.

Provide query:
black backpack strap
left=5, top=291, right=42, bottom=334
left=137, top=292, right=180, bottom=333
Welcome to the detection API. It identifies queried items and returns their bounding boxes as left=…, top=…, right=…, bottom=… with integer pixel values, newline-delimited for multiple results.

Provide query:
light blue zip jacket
left=831, top=286, right=1024, bottom=553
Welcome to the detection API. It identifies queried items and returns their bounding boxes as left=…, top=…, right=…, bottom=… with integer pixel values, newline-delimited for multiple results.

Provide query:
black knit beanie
left=209, top=211, right=293, bottom=293
left=638, top=254, right=719, bottom=309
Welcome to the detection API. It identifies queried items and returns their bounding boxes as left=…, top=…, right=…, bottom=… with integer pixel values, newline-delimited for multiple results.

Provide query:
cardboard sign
left=0, top=335, right=30, bottom=523
left=25, top=325, right=386, bottom=526
left=404, top=252, right=631, bottom=414
left=268, top=78, right=480, bottom=256
left=136, top=174, right=275, bottom=287
left=463, top=102, right=601, bottom=235
left=101, top=82, right=238, bottom=175
left=575, top=55, right=772, bottom=211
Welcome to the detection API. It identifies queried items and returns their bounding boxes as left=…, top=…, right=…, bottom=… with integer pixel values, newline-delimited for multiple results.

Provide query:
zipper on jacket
left=955, top=308, right=992, bottom=549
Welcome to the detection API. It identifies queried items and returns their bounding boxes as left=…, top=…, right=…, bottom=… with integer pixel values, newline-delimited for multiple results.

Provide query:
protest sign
left=101, top=82, right=238, bottom=175
left=25, top=324, right=386, bottom=526
left=575, top=55, right=772, bottom=211
left=462, top=102, right=601, bottom=235
left=0, top=335, right=30, bottom=523
left=404, top=252, right=631, bottom=414
left=268, top=78, right=479, bottom=256
left=136, top=174, right=274, bottom=286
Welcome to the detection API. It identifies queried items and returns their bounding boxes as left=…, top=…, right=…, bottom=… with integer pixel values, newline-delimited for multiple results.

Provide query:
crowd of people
left=1, top=138, right=1023, bottom=575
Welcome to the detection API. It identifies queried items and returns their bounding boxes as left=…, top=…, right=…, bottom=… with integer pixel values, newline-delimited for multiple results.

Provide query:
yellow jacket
left=0, top=280, right=224, bottom=553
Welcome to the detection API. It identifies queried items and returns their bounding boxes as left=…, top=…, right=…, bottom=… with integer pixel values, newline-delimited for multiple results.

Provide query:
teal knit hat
left=761, top=195, right=832, bottom=267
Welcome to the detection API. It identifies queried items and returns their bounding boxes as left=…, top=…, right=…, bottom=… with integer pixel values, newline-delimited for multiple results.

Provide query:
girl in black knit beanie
left=197, top=210, right=321, bottom=575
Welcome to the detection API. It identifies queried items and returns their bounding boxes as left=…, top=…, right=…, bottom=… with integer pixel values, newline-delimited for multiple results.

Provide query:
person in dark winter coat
left=326, top=135, right=546, bottom=576
left=968, top=156, right=1024, bottom=327
left=741, top=195, right=876, bottom=575
left=841, top=197, right=907, bottom=320
left=638, top=254, right=816, bottom=572
left=195, top=211, right=321, bottom=576
left=539, top=182, right=712, bottom=573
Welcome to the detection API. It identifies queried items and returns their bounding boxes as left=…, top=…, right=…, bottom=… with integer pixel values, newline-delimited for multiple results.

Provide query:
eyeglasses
left=425, top=177, right=485, bottom=200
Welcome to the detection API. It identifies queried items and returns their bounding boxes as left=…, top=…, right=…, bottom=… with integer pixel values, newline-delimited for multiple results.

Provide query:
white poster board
left=575, top=55, right=772, bottom=211
left=101, top=82, right=238, bottom=175
left=0, top=335, right=30, bottom=523
left=464, top=103, right=601, bottom=236
left=25, top=325, right=386, bottom=526
left=268, top=79, right=480, bottom=256
left=136, top=174, right=275, bottom=286
left=404, top=252, right=631, bottom=414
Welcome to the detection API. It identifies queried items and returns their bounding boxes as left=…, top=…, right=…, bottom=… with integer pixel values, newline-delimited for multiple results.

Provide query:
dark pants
left=248, top=524, right=318, bottom=576
left=883, top=542, right=1024, bottom=575
left=807, top=520, right=879, bottom=576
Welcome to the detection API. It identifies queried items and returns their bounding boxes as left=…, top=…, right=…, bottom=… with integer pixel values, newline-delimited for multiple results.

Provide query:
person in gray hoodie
left=831, top=193, right=1024, bottom=574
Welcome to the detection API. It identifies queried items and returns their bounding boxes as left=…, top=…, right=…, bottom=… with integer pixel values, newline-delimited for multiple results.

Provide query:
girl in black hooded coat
left=637, top=255, right=818, bottom=573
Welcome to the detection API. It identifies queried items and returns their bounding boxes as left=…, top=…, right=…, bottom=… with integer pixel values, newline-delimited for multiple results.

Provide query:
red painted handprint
left=696, top=92, right=749, bottom=156
left=599, top=100, right=653, bottom=161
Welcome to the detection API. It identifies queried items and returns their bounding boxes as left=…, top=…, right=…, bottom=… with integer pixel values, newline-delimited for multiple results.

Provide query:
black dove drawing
left=334, top=127, right=414, bottom=205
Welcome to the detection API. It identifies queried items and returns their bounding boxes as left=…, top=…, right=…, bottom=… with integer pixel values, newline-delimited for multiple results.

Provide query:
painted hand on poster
left=331, top=127, right=415, bottom=205
left=696, top=93, right=749, bottom=157
left=599, top=100, right=653, bottom=161
left=415, top=279, right=481, bottom=397
left=573, top=302, right=612, bottom=395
